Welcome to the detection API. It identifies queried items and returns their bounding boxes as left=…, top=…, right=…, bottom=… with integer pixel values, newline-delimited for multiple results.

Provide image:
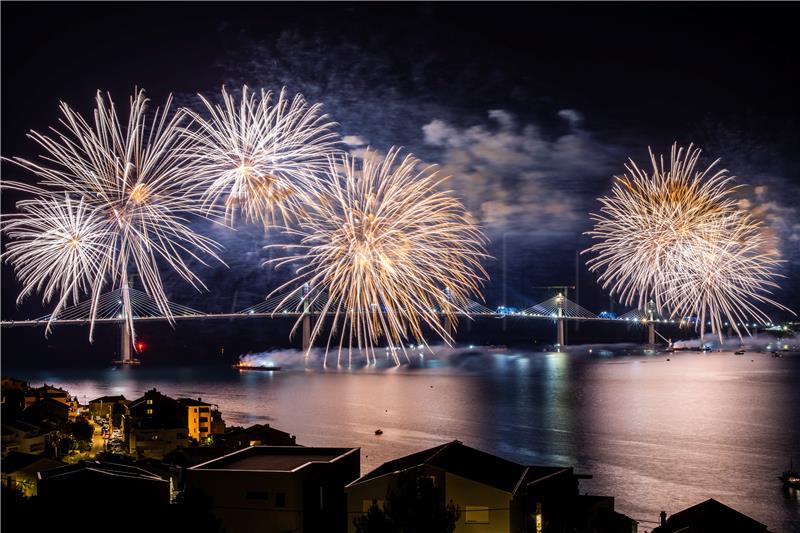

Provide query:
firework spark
left=2, top=89, right=224, bottom=344
left=2, top=195, right=110, bottom=335
left=269, top=148, right=489, bottom=366
left=584, top=143, right=790, bottom=339
left=182, top=86, right=340, bottom=227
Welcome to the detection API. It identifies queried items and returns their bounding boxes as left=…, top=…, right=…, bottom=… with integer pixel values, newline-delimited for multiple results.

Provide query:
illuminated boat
left=780, top=461, right=800, bottom=489
left=232, top=364, right=281, bottom=371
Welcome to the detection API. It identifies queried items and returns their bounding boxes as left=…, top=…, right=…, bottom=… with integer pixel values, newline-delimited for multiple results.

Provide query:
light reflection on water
left=11, top=349, right=800, bottom=531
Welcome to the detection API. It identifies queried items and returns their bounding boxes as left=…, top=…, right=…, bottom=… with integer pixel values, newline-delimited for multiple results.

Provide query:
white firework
left=182, top=85, right=340, bottom=227
left=585, top=143, right=790, bottom=340
left=2, top=194, right=110, bottom=335
left=269, top=148, right=489, bottom=366
left=3, top=89, right=224, bottom=344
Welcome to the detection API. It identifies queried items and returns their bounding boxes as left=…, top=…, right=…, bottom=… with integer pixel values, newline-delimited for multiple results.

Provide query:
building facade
left=186, top=445, right=360, bottom=533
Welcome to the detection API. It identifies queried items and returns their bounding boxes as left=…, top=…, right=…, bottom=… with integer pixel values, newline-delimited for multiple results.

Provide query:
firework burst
left=585, top=143, right=790, bottom=339
left=2, top=194, right=111, bottom=335
left=269, top=148, right=489, bottom=366
left=182, top=85, right=340, bottom=227
left=2, top=89, right=223, bottom=343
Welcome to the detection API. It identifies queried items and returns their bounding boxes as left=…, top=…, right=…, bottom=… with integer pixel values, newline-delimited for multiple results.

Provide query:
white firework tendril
left=2, top=89, right=225, bottom=345
left=181, top=85, right=340, bottom=228
left=2, top=195, right=111, bottom=335
left=584, top=143, right=792, bottom=340
left=268, top=148, right=490, bottom=367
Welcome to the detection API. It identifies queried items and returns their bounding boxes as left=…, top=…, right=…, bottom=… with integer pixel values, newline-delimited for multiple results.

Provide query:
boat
left=232, top=364, right=281, bottom=371
left=734, top=350, right=745, bottom=355
left=780, top=460, right=800, bottom=489
left=375, top=429, right=383, bottom=435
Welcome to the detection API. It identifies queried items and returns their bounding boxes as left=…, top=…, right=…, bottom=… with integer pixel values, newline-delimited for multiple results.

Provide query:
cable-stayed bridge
left=0, top=287, right=776, bottom=361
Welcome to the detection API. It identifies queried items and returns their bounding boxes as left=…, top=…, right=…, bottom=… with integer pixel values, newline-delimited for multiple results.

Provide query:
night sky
left=2, top=2, right=799, bottom=362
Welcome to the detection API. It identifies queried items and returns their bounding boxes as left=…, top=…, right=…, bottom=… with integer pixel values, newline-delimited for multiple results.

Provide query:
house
left=1, top=377, right=28, bottom=411
left=24, top=396, right=71, bottom=423
left=123, top=419, right=189, bottom=460
left=87, top=394, right=129, bottom=426
left=1, top=419, right=55, bottom=455
left=178, top=397, right=225, bottom=441
left=346, top=440, right=637, bottom=533
left=24, top=384, right=77, bottom=416
left=186, top=445, right=360, bottom=533
left=1, top=451, right=62, bottom=496
left=219, top=423, right=297, bottom=448
left=122, top=388, right=190, bottom=459
left=38, top=460, right=170, bottom=505
left=652, top=498, right=768, bottom=533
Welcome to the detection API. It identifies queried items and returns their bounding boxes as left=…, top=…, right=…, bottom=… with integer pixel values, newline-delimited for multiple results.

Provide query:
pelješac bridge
left=0, top=286, right=774, bottom=362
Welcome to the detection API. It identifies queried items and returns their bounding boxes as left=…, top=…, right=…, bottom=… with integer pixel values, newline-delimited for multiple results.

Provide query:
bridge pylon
left=524, top=293, right=597, bottom=349
left=302, top=283, right=312, bottom=353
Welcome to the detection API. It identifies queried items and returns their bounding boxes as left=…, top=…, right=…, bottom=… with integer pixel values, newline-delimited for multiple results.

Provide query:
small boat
left=233, top=364, right=281, bottom=371
left=375, top=429, right=383, bottom=435
left=780, top=461, right=800, bottom=488
left=734, top=350, right=745, bottom=355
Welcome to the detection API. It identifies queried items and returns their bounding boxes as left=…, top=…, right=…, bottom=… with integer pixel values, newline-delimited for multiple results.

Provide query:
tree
left=354, top=471, right=460, bottom=533
left=70, top=417, right=93, bottom=442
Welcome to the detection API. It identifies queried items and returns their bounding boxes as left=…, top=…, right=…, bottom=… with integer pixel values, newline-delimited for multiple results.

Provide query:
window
left=200, top=407, right=210, bottom=413
left=199, top=416, right=208, bottom=423
left=275, top=492, right=285, bottom=508
left=146, top=408, right=153, bottom=415
left=146, top=399, right=153, bottom=405
left=199, top=426, right=208, bottom=432
left=245, top=491, right=269, bottom=500
left=465, top=506, right=490, bottom=524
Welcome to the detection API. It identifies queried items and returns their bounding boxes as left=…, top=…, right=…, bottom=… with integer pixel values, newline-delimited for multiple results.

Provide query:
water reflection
left=10, top=348, right=799, bottom=530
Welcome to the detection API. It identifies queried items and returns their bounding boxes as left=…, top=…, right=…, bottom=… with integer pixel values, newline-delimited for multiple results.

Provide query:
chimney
left=198, top=397, right=201, bottom=402
left=660, top=511, right=667, bottom=526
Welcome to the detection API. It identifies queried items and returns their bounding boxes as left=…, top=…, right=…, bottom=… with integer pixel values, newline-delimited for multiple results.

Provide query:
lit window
left=465, top=506, right=489, bottom=524
left=535, top=501, right=542, bottom=533
left=146, top=408, right=153, bottom=415
left=146, top=399, right=153, bottom=405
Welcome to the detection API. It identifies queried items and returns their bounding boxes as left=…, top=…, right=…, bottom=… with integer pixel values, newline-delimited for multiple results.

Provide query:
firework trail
left=584, top=143, right=790, bottom=340
left=181, top=85, right=340, bottom=228
left=2, top=89, right=224, bottom=344
left=269, top=148, right=489, bottom=366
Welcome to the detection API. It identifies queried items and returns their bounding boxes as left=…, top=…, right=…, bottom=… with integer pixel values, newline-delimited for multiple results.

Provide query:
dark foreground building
left=38, top=460, right=170, bottom=504
left=186, top=445, right=360, bottom=533
left=346, top=440, right=636, bottom=533
left=652, top=498, right=768, bottom=533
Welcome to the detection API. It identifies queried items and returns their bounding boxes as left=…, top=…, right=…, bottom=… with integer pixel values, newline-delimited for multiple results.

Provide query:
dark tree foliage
left=354, top=472, right=460, bottom=533
left=70, top=417, right=93, bottom=442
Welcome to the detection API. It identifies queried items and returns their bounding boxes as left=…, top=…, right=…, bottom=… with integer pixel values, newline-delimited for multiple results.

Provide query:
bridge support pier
left=301, top=283, right=312, bottom=353
left=557, top=318, right=566, bottom=349
left=121, top=323, right=131, bottom=362
left=302, top=314, right=311, bottom=352
left=648, top=322, right=655, bottom=346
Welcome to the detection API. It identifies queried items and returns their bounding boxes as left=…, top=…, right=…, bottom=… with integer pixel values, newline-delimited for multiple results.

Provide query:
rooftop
left=348, top=440, right=568, bottom=494
left=191, top=446, right=358, bottom=472
left=38, top=461, right=166, bottom=483
left=653, top=498, right=767, bottom=533
left=88, top=395, right=127, bottom=403
left=1, top=452, right=62, bottom=474
left=178, top=397, right=212, bottom=407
